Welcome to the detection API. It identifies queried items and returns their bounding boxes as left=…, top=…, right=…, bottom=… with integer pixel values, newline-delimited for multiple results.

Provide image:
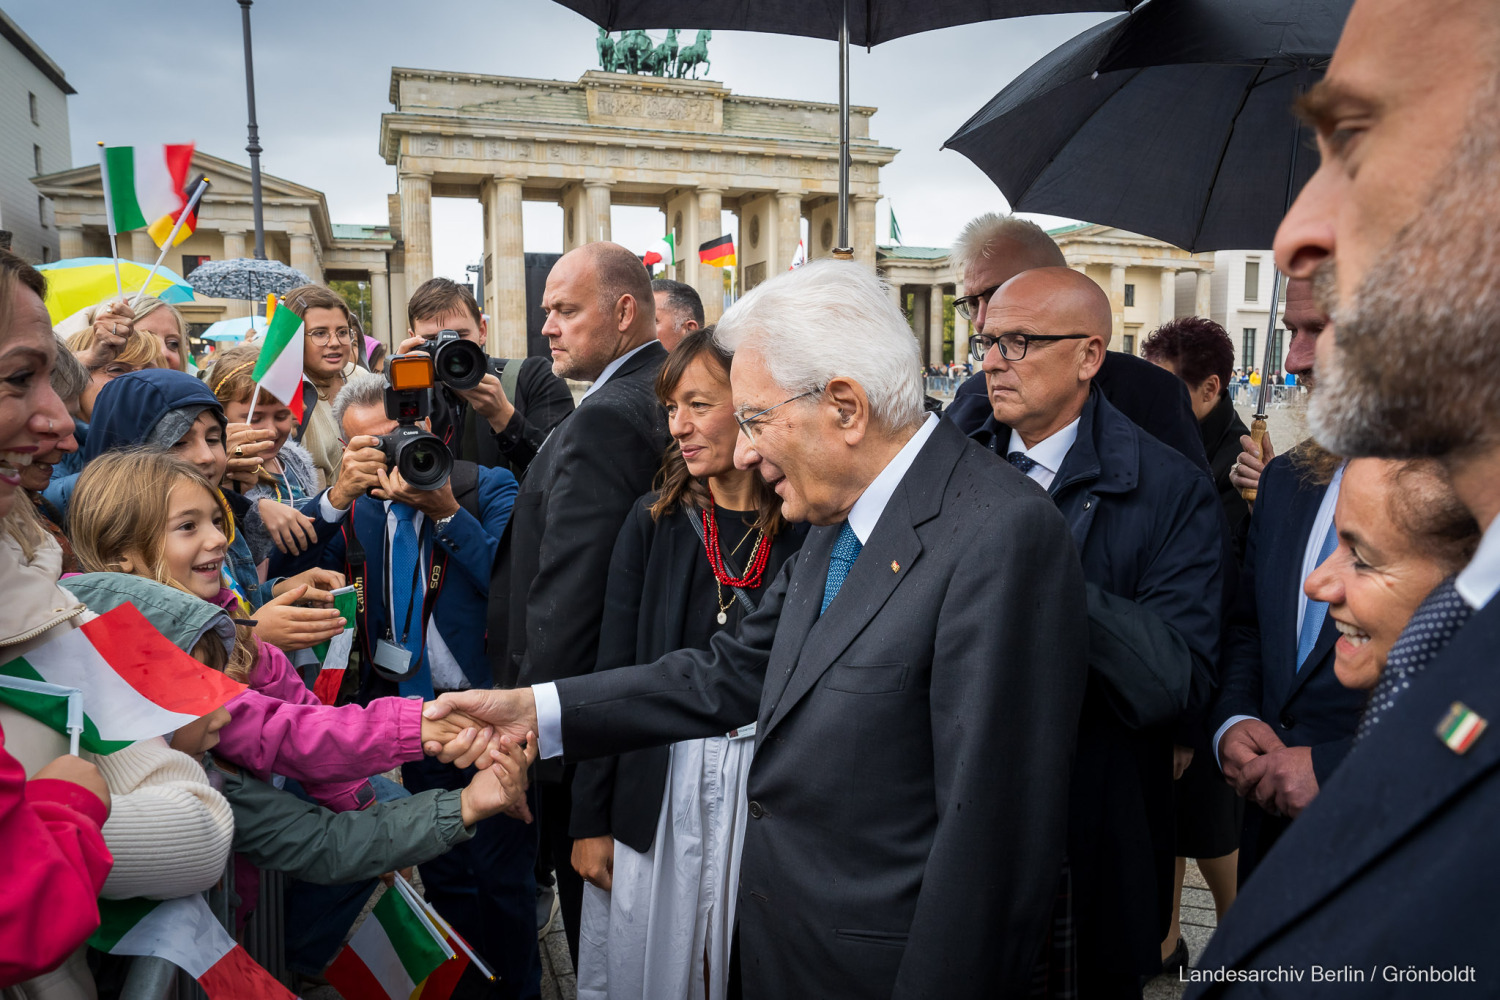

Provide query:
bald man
left=942, top=214, right=1208, bottom=472
left=493, top=241, right=671, bottom=959
left=970, top=268, right=1228, bottom=996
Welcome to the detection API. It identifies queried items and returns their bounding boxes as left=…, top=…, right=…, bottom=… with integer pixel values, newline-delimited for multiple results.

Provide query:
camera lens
left=432, top=338, right=488, bottom=391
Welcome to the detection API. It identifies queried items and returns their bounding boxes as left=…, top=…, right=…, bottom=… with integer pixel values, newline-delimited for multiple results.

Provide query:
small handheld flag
left=699, top=234, right=736, bottom=268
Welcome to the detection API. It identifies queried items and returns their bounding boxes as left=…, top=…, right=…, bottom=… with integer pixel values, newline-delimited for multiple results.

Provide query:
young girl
left=67, top=449, right=501, bottom=813
left=205, top=343, right=322, bottom=562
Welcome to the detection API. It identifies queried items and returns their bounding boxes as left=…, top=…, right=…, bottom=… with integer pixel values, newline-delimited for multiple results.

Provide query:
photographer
left=291, top=369, right=540, bottom=997
left=397, top=278, right=574, bottom=479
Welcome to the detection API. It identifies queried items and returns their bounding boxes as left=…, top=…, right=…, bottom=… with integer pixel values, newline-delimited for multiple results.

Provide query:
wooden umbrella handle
left=1239, top=417, right=1267, bottom=505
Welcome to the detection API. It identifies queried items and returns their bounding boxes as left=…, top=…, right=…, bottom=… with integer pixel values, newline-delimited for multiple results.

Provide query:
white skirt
left=577, top=729, right=756, bottom=1000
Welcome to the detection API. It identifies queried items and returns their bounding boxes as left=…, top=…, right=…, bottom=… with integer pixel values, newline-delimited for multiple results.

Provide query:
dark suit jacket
left=1189, top=597, right=1500, bottom=997
left=553, top=419, right=1089, bottom=999
left=945, top=350, right=1210, bottom=472
left=974, top=388, right=1227, bottom=978
left=495, top=342, right=670, bottom=699
left=1209, top=453, right=1367, bottom=876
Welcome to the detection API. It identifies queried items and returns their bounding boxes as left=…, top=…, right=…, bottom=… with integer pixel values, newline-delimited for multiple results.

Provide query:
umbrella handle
left=1239, top=417, right=1266, bottom=506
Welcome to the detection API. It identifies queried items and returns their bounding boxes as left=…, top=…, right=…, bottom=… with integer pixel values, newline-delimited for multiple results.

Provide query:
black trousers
left=538, top=765, right=584, bottom=967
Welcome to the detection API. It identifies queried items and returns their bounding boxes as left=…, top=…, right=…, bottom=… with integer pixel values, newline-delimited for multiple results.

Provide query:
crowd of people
left=3, top=1, right=1499, bottom=996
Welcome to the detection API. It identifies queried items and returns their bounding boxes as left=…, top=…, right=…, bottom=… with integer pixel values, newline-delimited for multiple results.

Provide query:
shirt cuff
left=1213, top=714, right=1260, bottom=770
left=533, top=682, right=563, bottom=759
left=318, top=490, right=350, bottom=523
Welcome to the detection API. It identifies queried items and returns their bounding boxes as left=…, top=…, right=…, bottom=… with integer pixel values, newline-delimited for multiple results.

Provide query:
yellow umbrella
left=36, top=257, right=195, bottom=324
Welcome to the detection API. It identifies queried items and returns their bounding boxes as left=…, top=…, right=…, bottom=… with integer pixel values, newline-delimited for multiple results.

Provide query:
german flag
left=699, top=234, right=736, bottom=268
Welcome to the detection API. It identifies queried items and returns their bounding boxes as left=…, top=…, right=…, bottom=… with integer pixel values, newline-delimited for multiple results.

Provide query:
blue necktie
left=1007, top=451, right=1038, bottom=474
left=821, top=522, right=863, bottom=615
left=390, top=503, right=427, bottom=674
left=1358, top=578, right=1472, bottom=741
left=1296, top=519, right=1341, bottom=669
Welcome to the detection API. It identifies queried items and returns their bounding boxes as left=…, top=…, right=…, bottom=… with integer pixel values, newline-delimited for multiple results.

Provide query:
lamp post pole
left=239, top=0, right=266, bottom=260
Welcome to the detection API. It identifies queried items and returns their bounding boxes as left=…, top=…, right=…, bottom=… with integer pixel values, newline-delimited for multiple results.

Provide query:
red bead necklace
left=700, top=485, right=773, bottom=589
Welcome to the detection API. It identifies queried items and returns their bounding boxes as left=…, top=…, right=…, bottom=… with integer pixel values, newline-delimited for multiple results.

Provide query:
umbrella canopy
left=186, top=258, right=311, bottom=302
left=37, top=258, right=195, bottom=324
left=200, top=315, right=269, bottom=342
left=943, top=0, right=1352, bottom=253
left=555, top=0, right=1133, bottom=46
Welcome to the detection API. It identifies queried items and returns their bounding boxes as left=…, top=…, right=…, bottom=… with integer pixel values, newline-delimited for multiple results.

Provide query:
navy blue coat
left=946, top=351, right=1210, bottom=472
left=1209, top=453, right=1366, bottom=877
left=1189, top=596, right=1500, bottom=997
left=973, top=387, right=1227, bottom=980
left=308, top=464, right=518, bottom=700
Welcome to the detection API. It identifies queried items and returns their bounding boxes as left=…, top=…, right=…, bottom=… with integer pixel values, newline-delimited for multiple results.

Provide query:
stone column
left=696, top=188, right=724, bottom=323
left=1195, top=270, right=1212, bottom=317
left=1159, top=268, right=1178, bottom=325
left=399, top=171, right=433, bottom=289
left=1108, top=265, right=1126, bottom=346
left=484, top=176, right=528, bottom=358
left=57, top=225, right=84, bottom=260
left=584, top=182, right=612, bottom=244
left=851, top=195, right=878, bottom=268
left=130, top=230, right=155, bottom=265
left=370, top=269, right=391, bottom=347
left=928, top=285, right=946, bottom=365
left=776, top=191, right=802, bottom=273
left=289, top=233, right=319, bottom=284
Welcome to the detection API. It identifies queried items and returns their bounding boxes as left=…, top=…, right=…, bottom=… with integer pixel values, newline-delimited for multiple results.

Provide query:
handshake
left=419, top=694, right=539, bottom=825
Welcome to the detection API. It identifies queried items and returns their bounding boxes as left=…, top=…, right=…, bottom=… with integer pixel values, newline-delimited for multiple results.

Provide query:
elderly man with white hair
left=425, top=259, right=1090, bottom=998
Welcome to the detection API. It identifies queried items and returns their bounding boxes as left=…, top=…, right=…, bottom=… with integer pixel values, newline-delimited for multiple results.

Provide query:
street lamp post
left=239, top=0, right=266, bottom=260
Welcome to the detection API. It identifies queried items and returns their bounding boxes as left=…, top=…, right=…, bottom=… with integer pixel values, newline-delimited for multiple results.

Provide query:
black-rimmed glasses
left=735, top=390, right=818, bottom=444
left=968, top=332, right=1089, bottom=362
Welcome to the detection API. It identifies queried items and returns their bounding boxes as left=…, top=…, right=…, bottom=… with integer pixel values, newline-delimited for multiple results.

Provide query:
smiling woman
left=1304, top=458, right=1481, bottom=692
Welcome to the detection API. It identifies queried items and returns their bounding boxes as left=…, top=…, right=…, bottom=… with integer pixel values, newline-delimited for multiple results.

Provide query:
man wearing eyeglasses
left=969, top=266, right=1228, bottom=997
left=943, top=214, right=1209, bottom=472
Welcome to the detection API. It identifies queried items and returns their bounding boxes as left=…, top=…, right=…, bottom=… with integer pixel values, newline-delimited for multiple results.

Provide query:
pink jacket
left=210, top=590, right=424, bottom=812
left=0, top=726, right=113, bottom=986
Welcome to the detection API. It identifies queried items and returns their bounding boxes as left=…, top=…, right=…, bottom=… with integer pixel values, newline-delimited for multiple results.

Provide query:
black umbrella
left=553, top=0, right=1135, bottom=254
left=942, top=0, right=1351, bottom=497
left=943, top=0, right=1351, bottom=253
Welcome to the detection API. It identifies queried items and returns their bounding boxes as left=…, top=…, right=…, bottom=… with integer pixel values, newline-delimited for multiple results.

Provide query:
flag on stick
left=699, top=234, right=736, bottom=268
left=310, top=586, right=358, bottom=705
left=325, top=885, right=452, bottom=1000
left=250, top=305, right=309, bottom=423
left=91, top=895, right=294, bottom=1000
left=0, top=604, right=245, bottom=754
left=641, top=234, right=676, bottom=271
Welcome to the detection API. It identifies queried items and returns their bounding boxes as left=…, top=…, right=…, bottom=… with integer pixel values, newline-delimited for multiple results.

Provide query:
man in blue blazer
left=1190, top=0, right=1500, bottom=991
left=300, top=371, right=539, bottom=999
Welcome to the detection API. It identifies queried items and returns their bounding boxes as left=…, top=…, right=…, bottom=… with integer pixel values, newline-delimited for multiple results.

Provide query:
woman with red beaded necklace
left=571, top=328, right=805, bottom=1000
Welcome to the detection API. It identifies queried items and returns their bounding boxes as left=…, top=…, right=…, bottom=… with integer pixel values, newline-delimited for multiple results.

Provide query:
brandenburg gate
left=381, top=67, right=897, bottom=356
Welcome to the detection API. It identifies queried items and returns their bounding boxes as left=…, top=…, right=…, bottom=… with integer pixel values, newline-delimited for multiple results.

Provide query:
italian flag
left=251, top=306, right=309, bottom=422
left=310, top=586, right=358, bottom=705
left=325, top=885, right=451, bottom=1000
left=91, top=895, right=294, bottom=999
left=642, top=234, right=676, bottom=271
left=0, top=604, right=245, bottom=754
left=100, top=144, right=199, bottom=247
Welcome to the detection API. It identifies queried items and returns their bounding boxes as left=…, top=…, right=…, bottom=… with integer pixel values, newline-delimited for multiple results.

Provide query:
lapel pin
left=1436, top=701, right=1488, bottom=755
left=890, top=560, right=900, bottom=573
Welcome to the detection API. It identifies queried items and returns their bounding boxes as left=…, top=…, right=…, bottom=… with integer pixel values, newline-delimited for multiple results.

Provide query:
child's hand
left=458, top=733, right=538, bottom=826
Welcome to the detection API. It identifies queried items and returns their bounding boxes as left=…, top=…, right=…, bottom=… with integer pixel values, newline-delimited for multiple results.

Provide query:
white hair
left=713, top=259, right=923, bottom=431
left=331, top=370, right=389, bottom=433
left=952, top=213, right=1065, bottom=274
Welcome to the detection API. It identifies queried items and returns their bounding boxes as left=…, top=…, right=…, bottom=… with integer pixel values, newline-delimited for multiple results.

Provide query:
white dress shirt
left=1455, top=514, right=1500, bottom=610
left=1005, top=418, right=1081, bottom=492
left=580, top=341, right=655, bottom=401
left=534, top=413, right=941, bottom=759
left=1213, top=463, right=1345, bottom=765
left=317, top=494, right=470, bottom=691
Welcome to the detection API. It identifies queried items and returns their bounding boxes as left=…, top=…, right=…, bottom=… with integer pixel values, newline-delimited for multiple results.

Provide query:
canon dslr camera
left=378, top=354, right=453, bottom=491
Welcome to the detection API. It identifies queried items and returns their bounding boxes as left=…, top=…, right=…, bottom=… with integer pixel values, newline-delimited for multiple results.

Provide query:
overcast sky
left=11, top=0, right=1110, bottom=283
